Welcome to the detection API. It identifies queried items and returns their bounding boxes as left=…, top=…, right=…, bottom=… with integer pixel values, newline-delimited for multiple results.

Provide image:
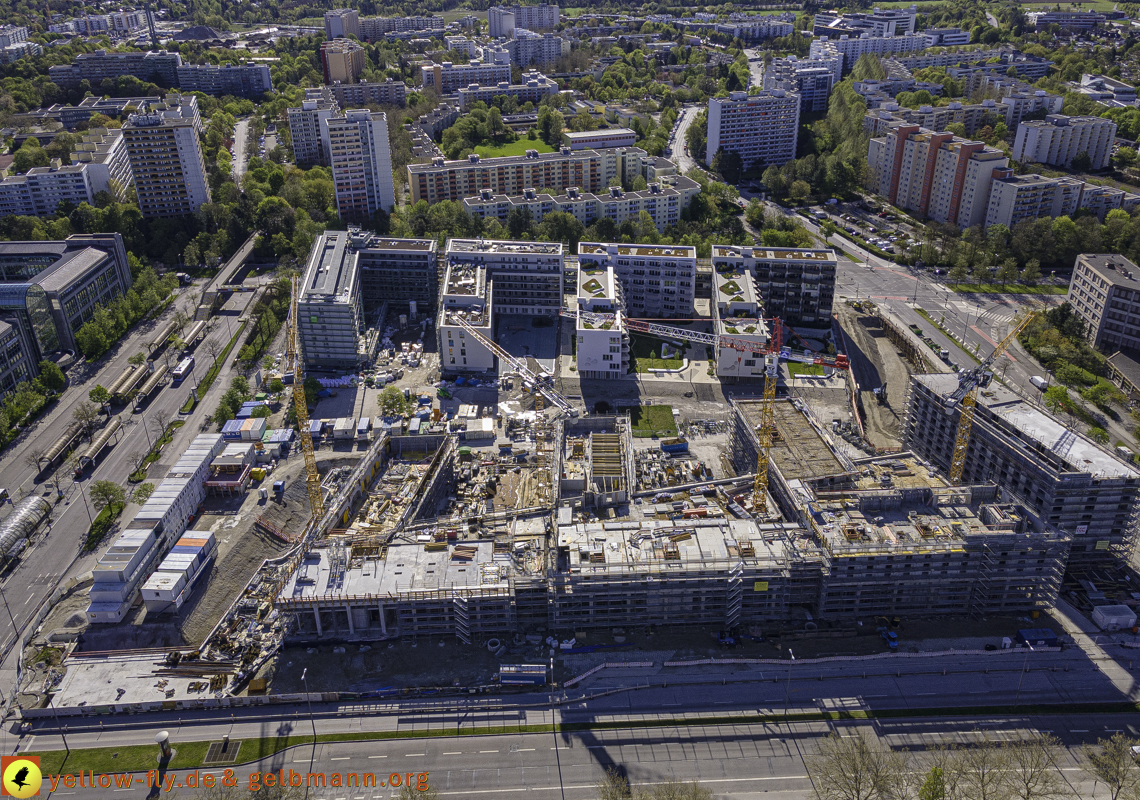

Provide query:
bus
left=173, top=356, right=195, bottom=383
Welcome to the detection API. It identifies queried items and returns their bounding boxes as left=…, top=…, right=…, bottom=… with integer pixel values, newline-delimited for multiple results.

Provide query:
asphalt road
left=0, top=288, right=257, bottom=682
left=671, top=105, right=702, bottom=175
left=232, top=118, right=250, bottom=182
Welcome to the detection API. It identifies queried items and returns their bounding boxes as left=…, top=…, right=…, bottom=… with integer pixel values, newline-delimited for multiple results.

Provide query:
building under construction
left=902, top=374, right=1140, bottom=567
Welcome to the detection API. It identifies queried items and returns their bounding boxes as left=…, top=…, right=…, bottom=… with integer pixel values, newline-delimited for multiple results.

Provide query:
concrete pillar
left=379, top=601, right=387, bottom=635
left=313, top=605, right=322, bottom=636
left=345, top=603, right=355, bottom=634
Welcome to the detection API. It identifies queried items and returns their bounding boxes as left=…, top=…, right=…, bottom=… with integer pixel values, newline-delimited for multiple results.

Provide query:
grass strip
left=947, top=283, right=1067, bottom=295
left=128, top=420, right=187, bottom=482
left=82, top=502, right=122, bottom=551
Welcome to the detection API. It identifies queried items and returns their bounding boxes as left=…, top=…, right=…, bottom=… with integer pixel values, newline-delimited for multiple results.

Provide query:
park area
left=629, top=404, right=678, bottom=437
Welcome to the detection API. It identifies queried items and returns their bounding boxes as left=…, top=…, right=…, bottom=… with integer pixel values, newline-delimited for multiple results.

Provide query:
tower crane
left=946, top=310, right=1038, bottom=483
left=287, top=276, right=325, bottom=517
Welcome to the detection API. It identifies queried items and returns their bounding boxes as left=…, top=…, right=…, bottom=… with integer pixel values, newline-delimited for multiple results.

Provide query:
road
left=0, top=288, right=257, bottom=686
left=671, top=105, right=702, bottom=175
left=232, top=118, right=250, bottom=182
left=743, top=48, right=766, bottom=88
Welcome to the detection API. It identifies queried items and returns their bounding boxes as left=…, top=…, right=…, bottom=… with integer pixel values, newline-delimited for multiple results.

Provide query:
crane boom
left=948, top=310, right=1038, bottom=483
left=288, top=276, right=325, bottom=516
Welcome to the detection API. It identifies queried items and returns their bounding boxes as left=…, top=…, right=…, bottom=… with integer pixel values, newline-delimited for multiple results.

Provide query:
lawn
left=474, top=139, right=554, bottom=158
left=788, top=363, right=824, bottom=377
left=947, top=283, right=1068, bottom=295
left=629, top=333, right=684, bottom=372
left=629, top=405, right=678, bottom=437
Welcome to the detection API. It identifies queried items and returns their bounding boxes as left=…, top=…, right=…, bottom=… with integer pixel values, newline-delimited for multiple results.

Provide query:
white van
left=1030, top=375, right=1048, bottom=391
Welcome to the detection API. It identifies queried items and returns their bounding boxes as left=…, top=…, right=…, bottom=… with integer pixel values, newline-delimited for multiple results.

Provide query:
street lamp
left=301, top=668, right=317, bottom=742
left=783, top=648, right=795, bottom=719
left=1014, top=641, right=1036, bottom=708
left=0, top=582, right=18, bottom=633
left=48, top=692, right=69, bottom=753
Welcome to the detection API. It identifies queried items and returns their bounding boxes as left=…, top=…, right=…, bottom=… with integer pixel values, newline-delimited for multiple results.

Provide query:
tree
left=996, top=258, right=1019, bottom=288
left=711, top=147, right=743, bottom=185
left=127, top=449, right=148, bottom=473
left=948, top=263, right=969, bottom=284
left=379, top=386, right=411, bottom=416
left=396, top=783, right=439, bottom=800
left=89, top=479, right=126, bottom=512
left=1043, top=385, right=1071, bottom=415
left=72, top=401, right=100, bottom=433
left=204, top=339, right=223, bottom=366
left=1021, top=258, right=1042, bottom=286
left=1002, top=735, right=1072, bottom=800
left=303, top=376, right=322, bottom=407
left=128, top=352, right=147, bottom=367
left=268, top=378, right=286, bottom=393
left=807, top=731, right=908, bottom=800
left=1089, top=426, right=1109, bottom=444
left=23, top=448, right=46, bottom=473
left=1070, top=150, right=1092, bottom=172
left=251, top=405, right=271, bottom=418
left=1085, top=733, right=1140, bottom=800
left=918, top=766, right=945, bottom=800
left=596, top=770, right=632, bottom=800
left=745, top=199, right=765, bottom=229
left=37, top=360, right=66, bottom=392
left=148, top=408, right=172, bottom=442
left=132, top=482, right=155, bottom=505
left=789, top=180, right=812, bottom=200
left=12, top=139, right=49, bottom=174
left=89, top=385, right=111, bottom=410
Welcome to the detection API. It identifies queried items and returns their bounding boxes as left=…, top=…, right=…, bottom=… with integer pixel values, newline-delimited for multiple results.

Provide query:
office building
left=0, top=233, right=132, bottom=358
left=359, top=15, right=445, bottom=40
left=1071, top=74, right=1136, bottom=106
left=489, top=4, right=559, bottom=37
left=764, top=57, right=837, bottom=113
left=351, top=232, right=438, bottom=314
left=562, top=128, right=636, bottom=151
left=813, top=5, right=917, bottom=38
left=463, top=175, right=701, bottom=233
left=324, top=9, right=360, bottom=40
left=578, top=242, right=696, bottom=318
left=1068, top=254, right=1140, bottom=354
left=1027, top=9, right=1105, bottom=29
left=0, top=320, right=35, bottom=400
left=408, top=145, right=658, bottom=205
left=711, top=245, right=837, bottom=325
left=438, top=263, right=495, bottom=374
left=49, top=50, right=182, bottom=88
left=287, top=90, right=339, bottom=168
left=504, top=29, right=569, bottom=68
left=326, top=110, right=396, bottom=223
left=121, top=94, right=211, bottom=219
left=705, top=91, right=800, bottom=171
left=321, top=39, right=367, bottom=85
left=809, top=34, right=925, bottom=73
left=573, top=261, right=629, bottom=379
left=1012, top=114, right=1117, bottom=171
left=174, top=63, right=274, bottom=98
left=70, top=127, right=133, bottom=202
left=456, top=71, right=558, bottom=109
left=710, top=268, right=771, bottom=381
left=0, top=162, right=97, bottom=218
left=983, top=170, right=1082, bottom=229
left=298, top=231, right=363, bottom=371
left=923, top=27, right=971, bottom=46
left=327, top=79, right=407, bottom=108
left=445, top=239, right=563, bottom=316
left=421, top=60, right=511, bottom=94
left=903, top=372, right=1140, bottom=566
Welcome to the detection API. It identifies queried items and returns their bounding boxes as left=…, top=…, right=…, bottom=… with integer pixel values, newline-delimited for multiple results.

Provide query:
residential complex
left=326, top=110, right=396, bottom=223
left=462, top=176, right=701, bottom=233
left=922, top=27, right=971, bottom=46
left=359, top=15, right=445, bottom=40
left=174, top=63, right=274, bottom=98
left=445, top=238, right=563, bottom=317
left=710, top=268, right=772, bottom=381
left=298, top=231, right=364, bottom=370
left=0, top=162, right=98, bottom=218
left=488, top=4, right=560, bottom=37
left=501, top=29, right=570, bottom=68
left=903, top=373, right=1139, bottom=566
left=705, top=91, right=800, bottom=171
left=1027, top=9, right=1105, bottom=29
left=321, top=39, right=367, bottom=85
left=49, top=50, right=182, bottom=88
left=323, top=8, right=360, bottom=40
left=573, top=262, right=629, bottom=379
left=352, top=233, right=438, bottom=314
left=438, top=262, right=495, bottom=374
left=421, top=60, right=512, bottom=94
left=983, top=171, right=1084, bottom=229
left=764, top=57, right=837, bottom=113
left=456, top=71, right=558, bottom=109
left=809, top=34, right=926, bottom=74
left=287, top=91, right=339, bottom=168
left=1011, top=114, right=1117, bottom=171
left=70, top=127, right=133, bottom=202
left=327, top=79, right=408, bottom=108
left=813, top=6, right=917, bottom=38
left=715, top=17, right=794, bottom=40
left=711, top=245, right=838, bottom=325
left=578, top=242, right=696, bottom=318
left=1068, top=254, right=1140, bottom=354
left=121, top=95, right=211, bottom=219
left=562, top=129, right=637, bottom=151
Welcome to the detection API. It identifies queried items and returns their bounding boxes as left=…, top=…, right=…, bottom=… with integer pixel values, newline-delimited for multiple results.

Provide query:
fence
left=565, top=661, right=655, bottom=687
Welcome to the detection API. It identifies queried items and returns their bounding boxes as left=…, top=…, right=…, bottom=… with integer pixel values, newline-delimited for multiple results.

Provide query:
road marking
left=368, top=755, right=388, bottom=759
left=479, top=750, right=499, bottom=753
left=1071, top=730, right=1088, bottom=733
left=516, top=748, right=535, bottom=752
left=406, top=753, right=425, bottom=757
left=331, top=756, right=351, bottom=760
left=442, top=752, right=462, bottom=755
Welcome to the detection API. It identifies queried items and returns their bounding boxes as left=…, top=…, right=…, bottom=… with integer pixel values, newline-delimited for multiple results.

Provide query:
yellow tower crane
left=288, top=275, right=325, bottom=517
left=947, top=310, right=1038, bottom=484
left=752, top=351, right=781, bottom=515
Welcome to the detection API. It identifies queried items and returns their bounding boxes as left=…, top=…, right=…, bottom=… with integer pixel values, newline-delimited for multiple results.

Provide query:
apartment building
left=321, top=39, right=367, bottom=85
left=49, top=50, right=183, bottom=88
left=983, top=170, right=1082, bottom=229
left=764, top=57, right=837, bottom=113
left=1028, top=9, right=1105, bottom=29
left=715, top=17, right=794, bottom=40
left=503, top=29, right=570, bottom=67
left=0, top=25, right=28, bottom=47
left=711, top=268, right=771, bottom=381
left=809, top=34, right=925, bottom=73
left=463, top=176, right=701, bottom=233
left=0, top=233, right=132, bottom=358
left=710, top=245, right=837, bottom=324
left=999, top=89, right=1064, bottom=130
left=359, top=15, right=445, bottom=40
left=1012, top=114, right=1117, bottom=171
left=0, top=162, right=96, bottom=218
left=326, top=110, right=396, bottom=223
left=438, top=263, right=495, bottom=374
left=923, top=27, right=971, bottom=46
left=488, top=7, right=517, bottom=38
left=445, top=35, right=480, bottom=58
left=121, top=95, right=210, bottom=218
left=174, top=63, right=274, bottom=98
left=70, top=127, right=133, bottom=202
left=445, top=239, right=563, bottom=316
left=903, top=372, right=1140, bottom=566
left=578, top=242, right=696, bottom=318
left=705, top=91, right=800, bottom=171
left=408, top=146, right=657, bottom=204
left=925, top=141, right=1010, bottom=229
left=574, top=262, right=629, bottom=379
left=814, top=5, right=916, bottom=38
left=1076, top=184, right=1140, bottom=220
left=0, top=40, right=38, bottom=65
left=421, top=60, right=512, bottom=94
left=1068, top=254, right=1140, bottom=354
left=42, top=96, right=152, bottom=130
left=324, top=8, right=360, bottom=40
left=298, top=231, right=363, bottom=371
left=890, top=47, right=1006, bottom=71
left=287, top=90, right=339, bottom=168
left=352, top=233, right=438, bottom=314
left=489, top=4, right=559, bottom=37
left=563, top=128, right=637, bottom=151
left=946, top=54, right=1055, bottom=91
left=327, top=79, right=408, bottom=108
left=457, top=72, right=558, bottom=109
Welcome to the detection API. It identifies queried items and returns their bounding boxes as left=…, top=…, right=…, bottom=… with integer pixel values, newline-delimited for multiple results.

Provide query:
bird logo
left=1, top=756, right=41, bottom=797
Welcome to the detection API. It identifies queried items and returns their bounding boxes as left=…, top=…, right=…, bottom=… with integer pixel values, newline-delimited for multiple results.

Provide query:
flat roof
left=300, top=231, right=357, bottom=301
left=579, top=242, right=696, bottom=258
left=563, top=128, right=636, bottom=139
left=737, top=399, right=847, bottom=480
left=715, top=268, right=760, bottom=306
left=409, top=146, right=642, bottom=172
left=1076, top=254, right=1140, bottom=289
left=447, top=238, right=562, bottom=255
left=712, top=245, right=836, bottom=262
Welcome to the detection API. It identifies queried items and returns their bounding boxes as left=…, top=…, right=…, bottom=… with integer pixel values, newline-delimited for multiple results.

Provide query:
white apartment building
left=0, top=162, right=95, bottom=218
left=359, top=15, right=445, bottom=39
left=711, top=268, right=771, bottom=381
left=438, top=263, right=495, bottom=374
left=715, top=17, right=793, bottom=40
left=706, top=90, right=800, bottom=171
left=325, top=110, right=396, bottom=223
left=463, top=175, right=702, bottom=233
left=121, top=94, right=210, bottom=218
left=457, top=71, right=558, bottom=109
left=288, top=90, right=339, bottom=167
left=488, top=7, right=516, bottom=38
left=421, top=60, right=512, bottom=94
left=764, top=58, right=836, bottom=113
left=814, top=6, right=916, bottom=37
left=562, top=128, right=637, bottom=151
left=174, top=63, right=274, bottom=98
left=1012, top=114, right=1117, bottom=171
left=574, top=263, right=629, bottom=380
left=445, top=35, right=480, bottom=58
left=578, top=242, right=696, bottom=318
left=445, top=239, right=563, bottom=316
left=505, top=29, right=569, bottom=67
left=489, top=4, right=559, bottom=36
left=324, top=9, right=360, bottom=40
left=999, top=89, right=1064, bottom=130
left=983, top=170, right=1082, bottom=229
left=925, top=141, right=1009, bottom=229
left=327, top=79, right=407, bottom=108
left=1068, top=254, right=1140, bottom=353
left=70, top=127, right=133, bottom=201
left=809, top=33, right=925, bottom=73
left=710, top=245, right=837, bottom=324
left=923, top=27, right=971, bottom=46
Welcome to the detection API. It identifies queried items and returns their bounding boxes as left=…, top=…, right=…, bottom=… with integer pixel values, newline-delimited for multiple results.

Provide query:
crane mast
left=288, top=276, right=325, bottom=517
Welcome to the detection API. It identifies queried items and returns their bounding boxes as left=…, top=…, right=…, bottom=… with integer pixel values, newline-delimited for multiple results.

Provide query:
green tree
left=1021, top=258, right=1041, bottom=285
left=851, top=53, right=886, bottom=81
left=37, top=360, right=66, bottom=392
left=251, top=405, right=271, bottom=418
left=1085, top=733, right=1140, bottom=800
left=379, top=385, right=411, bottom=416
left=303, top=376, right=321, bottom=407
left=1070, top=150, right=1092, bottom=172
left=12, top=139, right=49, bottom=173
left=1043, top=384, right=1071, bottom=415
left=268, top=378, right=286, bottom=393
left=996, top=258, right=1019, bottom=288
left=918, top=766, right=945, bottom=800
left=789, top=180, right=811, bottom=200
left=90, top=479, right=126, bottom=512
left=132, top=482, right=155, bottom=504
left=89, top=385, right=110, bottom=409
left=128, top=352, right=147, bottom=367
left=745, top=199, right=765, bottom=229
left=1089, top=426, right=1109, bottom=444
left=710, top=147, right=743, bottom=185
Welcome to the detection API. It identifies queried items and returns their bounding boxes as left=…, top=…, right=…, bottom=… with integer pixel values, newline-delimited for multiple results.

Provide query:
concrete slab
left=495, top=315, right=557, bottom=373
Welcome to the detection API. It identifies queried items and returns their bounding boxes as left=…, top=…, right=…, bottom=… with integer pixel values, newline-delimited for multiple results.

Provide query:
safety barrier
left=565, top=661, right=655, bottom=687
left=663, top=647, right=1062, bottom=668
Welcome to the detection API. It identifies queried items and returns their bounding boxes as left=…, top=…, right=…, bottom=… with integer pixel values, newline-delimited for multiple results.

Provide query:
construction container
left=333, top=418, right=355, bottom=439
left=222, top=419, right=243, bottom=440
left=357, top=417, right=372, bottom=441
left=240, top=418, right=267, bottom=441
left=465, top=418, right=495, bottom=440
left=308, top=420, right=323, bottom=439
left=1016, top=628, right=1059, bottom=648
left=251, top=467, right=266, bottom=481
left=1092, top=605, right=1137, bottom=631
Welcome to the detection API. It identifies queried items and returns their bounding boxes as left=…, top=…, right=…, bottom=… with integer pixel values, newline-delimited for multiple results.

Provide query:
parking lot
left=810, top=204, right=911, bottom=254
